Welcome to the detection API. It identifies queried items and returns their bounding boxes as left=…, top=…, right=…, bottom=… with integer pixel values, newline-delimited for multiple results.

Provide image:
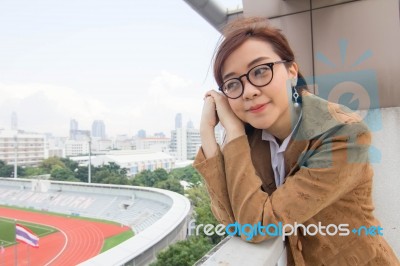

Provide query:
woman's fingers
left=201, top=93, right=219, bottom=129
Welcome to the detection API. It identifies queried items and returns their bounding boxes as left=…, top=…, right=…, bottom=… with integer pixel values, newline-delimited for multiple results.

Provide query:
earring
left=292, top=87, right=300, bottom=108
left=291, top=78, right=300, bottom=108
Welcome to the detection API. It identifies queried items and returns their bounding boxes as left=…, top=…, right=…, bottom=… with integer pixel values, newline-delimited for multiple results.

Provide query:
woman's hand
left=200, top=91, right=245, bottom=158
left=203, top=90, right=244, bottom=134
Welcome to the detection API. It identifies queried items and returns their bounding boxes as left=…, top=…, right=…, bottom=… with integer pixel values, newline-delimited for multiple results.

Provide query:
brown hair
left=213, top=17, right=307, bottom=93
left=213, top=17, right=307, bottom=135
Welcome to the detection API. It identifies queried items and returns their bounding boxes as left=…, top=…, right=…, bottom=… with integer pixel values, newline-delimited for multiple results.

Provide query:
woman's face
left=221, top=38, right=298, bottom=135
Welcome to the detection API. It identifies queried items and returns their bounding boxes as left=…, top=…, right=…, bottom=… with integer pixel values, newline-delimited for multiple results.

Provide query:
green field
left=101, top=230, right=134, bottom=252
left=0, top=205, right=134, bottom=251
left=0, top=217, right=57, bottom=247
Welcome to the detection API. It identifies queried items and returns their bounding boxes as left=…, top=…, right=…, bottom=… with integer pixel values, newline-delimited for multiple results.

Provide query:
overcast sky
left=0, top=0, right=239, bottom=138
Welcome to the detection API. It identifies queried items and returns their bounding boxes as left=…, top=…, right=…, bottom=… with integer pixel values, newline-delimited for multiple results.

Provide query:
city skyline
left=0, top=1, right=222, bottom=138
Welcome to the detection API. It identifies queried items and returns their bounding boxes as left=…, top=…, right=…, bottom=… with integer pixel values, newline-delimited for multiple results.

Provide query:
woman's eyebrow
left=247, top=57, right=271, bottom=68
left=222, top=57, right=271, bottom=81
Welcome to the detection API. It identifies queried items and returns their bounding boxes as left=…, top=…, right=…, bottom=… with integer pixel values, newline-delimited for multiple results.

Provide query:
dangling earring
left=291, top=78, right=300, bottom=108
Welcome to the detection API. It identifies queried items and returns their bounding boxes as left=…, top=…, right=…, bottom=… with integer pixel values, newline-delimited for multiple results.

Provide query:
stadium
left=0, top=177, right=191, bottom=265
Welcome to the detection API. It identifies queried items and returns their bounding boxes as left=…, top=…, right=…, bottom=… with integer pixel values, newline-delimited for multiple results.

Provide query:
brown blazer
left=194, top=92, right=399, bottom=265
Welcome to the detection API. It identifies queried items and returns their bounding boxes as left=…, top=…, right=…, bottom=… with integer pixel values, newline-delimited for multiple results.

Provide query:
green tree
left=152, top=168, right=169, bottom=183
left=40, top=157, right=66, bottom=173
left=150, top=236, right=213, bottom=266
left=93, top=169, right=128, bottom=185
left=50, top=167, right=76, bottom=181
left=187, top=184, right=223, bottom=244
left=60, top=157, right=79, bottom=172
left=89, top=162, right=129, bottom=184
left=156, top=177, right=184, bottom=195
left=132, top=170, right=157, bottom=187
left=0, top=160, right=25, bottom=177
left=169, top=165, right=202, bottom=187
left=74, top=166, right=89, bottom=182
left=21, top=166, right=46, bottom=177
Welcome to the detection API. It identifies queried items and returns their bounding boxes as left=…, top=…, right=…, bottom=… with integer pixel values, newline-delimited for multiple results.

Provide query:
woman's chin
left=248, top=121, right=273, bottom=131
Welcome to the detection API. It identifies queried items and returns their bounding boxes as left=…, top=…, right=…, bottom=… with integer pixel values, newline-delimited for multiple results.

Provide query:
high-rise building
left=69, top=119, right=79, bottom=139
left=70, top=119, right=78, bottom=131
left=175, top=113, right=182, bottom=129
left=170, top=128, right=201, bottom=161
left=92, top=120, right=106, bottom=139
left=65, top=139, right=90, bottom=157
left=137, top=129, right=146, bottom=138
left=11, top=112, right=18, bottom=130
left=186, top=119, right=194, bottom=129
left=0, top=129, right=45, bottom=167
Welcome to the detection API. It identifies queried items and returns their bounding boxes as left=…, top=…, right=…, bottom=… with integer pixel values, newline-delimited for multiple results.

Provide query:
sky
left=0, top=0, right=242, bottom=138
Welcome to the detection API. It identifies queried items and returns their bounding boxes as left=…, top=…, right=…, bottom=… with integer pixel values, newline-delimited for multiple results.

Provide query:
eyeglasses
left=218, top=60, right=292, bottom=99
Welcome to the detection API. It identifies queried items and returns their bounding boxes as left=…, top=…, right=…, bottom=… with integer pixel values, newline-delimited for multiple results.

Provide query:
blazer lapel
left=248, top=129, right=276, bottom=194
left=284, top=138, right=310, bottom=178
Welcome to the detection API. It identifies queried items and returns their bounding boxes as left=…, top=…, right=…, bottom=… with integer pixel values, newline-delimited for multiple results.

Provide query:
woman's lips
left=248, top=103, right=268, bottom=113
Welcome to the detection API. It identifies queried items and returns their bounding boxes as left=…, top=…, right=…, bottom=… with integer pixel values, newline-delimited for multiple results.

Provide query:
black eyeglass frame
left=218, top=59, right=292, bottom=99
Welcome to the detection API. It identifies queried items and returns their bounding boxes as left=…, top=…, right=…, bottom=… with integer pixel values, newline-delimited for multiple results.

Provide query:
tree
left=150, top=236, right=213, bottom=266
left=0, top=160, right=25, bottom=177
left=50, top=167, right=76, bottom=181
left=40, top=157, right=66, bottom=173
left=60, top=157, right=79, bottom=172
left=156, top=177, right=184, bottom=195
left=132, top=170, right=157, bottom=187
left=93, top=169, right=128, bottom=185
left=74, top=166, right=90, bottom=182
left=187, top=184, right=223, bottom=244
left=90, top=162, right=129, bottom=184
left=169, top=165, right=202, bottom=186
left=21, top=166, right=46, bottom=177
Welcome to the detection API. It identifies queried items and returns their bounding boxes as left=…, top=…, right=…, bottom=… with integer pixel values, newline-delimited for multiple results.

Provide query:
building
left=91, top=139, right=113, bottom=152
left=65, top=139, right=90, bottom=157
left=80, top=149, right=175, bottom=176
left=44, top=134, right=66, bottom=158
left=115, top=135, right=134, bottom=150
left=0, top=129, right=45, bottom=167
left=135, top=137, right=171, bottom=153
left=69, top=119, right=78, bottom=139
left=175, top=113, right=182, bottom=129
left=186, top=120, right=194, bottom=129
left=11, top=112, right=18, bottom=130
left=137, top=129, right=146, bottom=138
left=92, top=120, right=106, bottom=139
left=170, top=128, right=201, bottom=161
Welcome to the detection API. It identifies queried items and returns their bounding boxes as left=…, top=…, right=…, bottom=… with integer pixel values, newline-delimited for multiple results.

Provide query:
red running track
left=0, top=207, right=130, bottom=266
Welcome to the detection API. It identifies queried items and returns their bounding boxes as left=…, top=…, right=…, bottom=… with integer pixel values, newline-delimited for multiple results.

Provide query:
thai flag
left=15, top=224, right=39, bottom=248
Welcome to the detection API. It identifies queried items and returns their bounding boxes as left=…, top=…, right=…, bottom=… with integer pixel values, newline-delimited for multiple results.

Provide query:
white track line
left=44, top=227, right=68, bottom=266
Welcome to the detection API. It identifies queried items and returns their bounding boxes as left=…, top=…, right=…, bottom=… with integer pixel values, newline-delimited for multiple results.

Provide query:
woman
left=193, top=17, right=399, bottom=265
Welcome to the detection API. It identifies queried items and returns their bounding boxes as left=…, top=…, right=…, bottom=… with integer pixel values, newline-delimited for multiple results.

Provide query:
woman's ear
left=288, top=62, right=299, bottom=80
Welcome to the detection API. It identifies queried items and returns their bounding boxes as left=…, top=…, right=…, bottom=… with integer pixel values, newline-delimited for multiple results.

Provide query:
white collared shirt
left=261, top=111, right=303, bottom=187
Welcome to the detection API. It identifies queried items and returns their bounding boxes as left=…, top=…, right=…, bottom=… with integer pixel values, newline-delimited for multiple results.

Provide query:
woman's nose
left=241, top=79, right=261, bottom=100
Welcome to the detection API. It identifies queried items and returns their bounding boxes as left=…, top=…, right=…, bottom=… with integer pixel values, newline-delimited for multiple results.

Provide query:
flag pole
left=27, top=243, right=30, bottom=266
left=14, top=219, right=17, bottom=266
left=1, top=240, right=4, bottom=266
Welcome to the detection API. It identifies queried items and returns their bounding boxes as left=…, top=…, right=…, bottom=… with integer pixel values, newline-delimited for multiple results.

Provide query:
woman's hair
left=213, top=17, right=308, bottom=135
left=214, top=17, right=307, bottom=90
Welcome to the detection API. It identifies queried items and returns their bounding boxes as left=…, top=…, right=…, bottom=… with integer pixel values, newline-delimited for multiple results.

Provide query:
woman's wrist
left=225, top=126, right=245, bottom=143
left=200, top=126, right=219, bottom=159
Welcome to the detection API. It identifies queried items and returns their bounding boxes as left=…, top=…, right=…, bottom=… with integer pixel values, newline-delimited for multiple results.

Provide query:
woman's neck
left=267, top=105, right=301, bottom=142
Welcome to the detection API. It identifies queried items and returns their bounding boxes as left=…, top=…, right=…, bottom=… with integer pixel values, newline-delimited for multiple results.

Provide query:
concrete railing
left=79, top=187, right=191, bottom=266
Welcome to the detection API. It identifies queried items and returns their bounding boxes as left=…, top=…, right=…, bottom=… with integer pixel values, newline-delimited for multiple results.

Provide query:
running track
left=0, top=207, right=130, bottom=265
